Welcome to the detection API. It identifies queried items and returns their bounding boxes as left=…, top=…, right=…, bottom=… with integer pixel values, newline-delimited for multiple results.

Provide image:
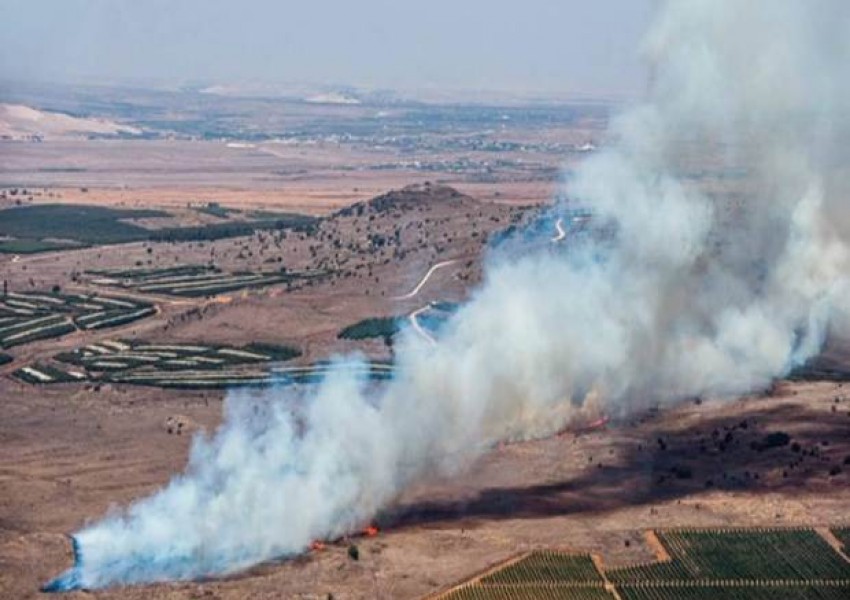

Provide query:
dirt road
left=393, top=260, right=459, bottom=300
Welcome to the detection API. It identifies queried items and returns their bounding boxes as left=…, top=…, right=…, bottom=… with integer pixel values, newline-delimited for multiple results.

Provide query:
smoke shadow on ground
left=382, top=398, right=850, bottom=529
left=790, top=336, right=850, bottom=382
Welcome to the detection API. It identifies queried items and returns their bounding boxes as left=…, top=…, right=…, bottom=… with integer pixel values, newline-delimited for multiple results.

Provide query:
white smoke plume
left=47, top=0, right=850, bottom=590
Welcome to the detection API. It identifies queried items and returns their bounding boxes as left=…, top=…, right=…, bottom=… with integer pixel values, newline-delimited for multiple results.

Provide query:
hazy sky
left=0, top=0, right=654, bottom=97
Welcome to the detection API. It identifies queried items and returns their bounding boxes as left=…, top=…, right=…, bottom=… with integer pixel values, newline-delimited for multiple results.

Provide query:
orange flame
left=363, top=525, right=379, bottom=537
left=557, top=414, right=609, bottom=437
left=587, top=416, right=609, bottom=429
left=310, top=540, right=325, bottom=551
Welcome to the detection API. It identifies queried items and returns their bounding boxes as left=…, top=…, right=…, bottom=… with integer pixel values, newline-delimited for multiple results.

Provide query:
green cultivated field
left=87, top=264, right=327, bottom=297
left=481, top=553, right=603, bottom=585
left=108, top=359, right=393, bottom=390
left=0, top=238, right=86, bottom=254
left=606, top=529, right=850, bottom=584
left=271, top=361, right=394, bottom=386
left=14, top=363, right=86, bottom=384
left=0, top=204, right=317, bottom=253
left=14, top=338, right=393, bottom=389
left=86, top=265, right=213, bottom=280
left=15, top=339, right=280, bottom=387
left=442, top=586, right=615, bottom=600
left=438, top=529, right=850, bottom=600
left=0, top=291, right=154, bottom=349
left=195, top=202, right=233, bottom=219
left=617, top=585, right=850, bottom=600
left=441, top=551, right=611, bottom=600
left=0, top=204, right=166, bottom=245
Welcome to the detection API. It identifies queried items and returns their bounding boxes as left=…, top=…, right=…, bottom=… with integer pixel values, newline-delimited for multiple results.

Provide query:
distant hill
left=336, top=184, right=478, bottom=217
left=0, top=104, right=142, bottom=141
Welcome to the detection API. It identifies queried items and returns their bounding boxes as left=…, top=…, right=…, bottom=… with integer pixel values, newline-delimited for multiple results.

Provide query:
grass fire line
left=45, top=0, right=850, bottom=591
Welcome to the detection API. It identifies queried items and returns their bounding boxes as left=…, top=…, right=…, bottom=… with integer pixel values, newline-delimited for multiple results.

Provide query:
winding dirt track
left=399, top=218, right=565, bottom=345
left=409, top=305, right=437, bottom=345
left=551, top=217, right=566, bottom=242
left=393, top=259, right=461, bottom=344
left=393, top=260, right=459, bottom=300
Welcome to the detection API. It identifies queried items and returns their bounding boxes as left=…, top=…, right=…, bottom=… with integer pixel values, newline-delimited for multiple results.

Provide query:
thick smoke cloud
left=47, top=0, right=850, bottom=590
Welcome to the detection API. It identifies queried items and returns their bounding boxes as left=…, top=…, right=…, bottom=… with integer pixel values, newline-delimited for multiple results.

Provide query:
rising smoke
left=47, top=0, right=850, bottom=590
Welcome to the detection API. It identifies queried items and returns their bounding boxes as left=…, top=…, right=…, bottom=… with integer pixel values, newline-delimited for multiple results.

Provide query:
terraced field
left=86, top=264, right=327, bottom=297
left=14, top=362, right=86, bottom=384
left=271, top=361, right=394, bottom=386
left=112, top=361, right=395, bottom=389
left=0, top=290, right=154, bottom=349
left=12, top=338, right=394, bottom=389
left=14, top=339, right=294, bottom=387
left=435, top=529, right=850, bottom=600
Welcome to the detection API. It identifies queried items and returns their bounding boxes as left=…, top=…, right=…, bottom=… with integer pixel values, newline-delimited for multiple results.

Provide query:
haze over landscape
left=2, top=2, right=850, bottom=599
left=0, top=0, right=652, bottom=100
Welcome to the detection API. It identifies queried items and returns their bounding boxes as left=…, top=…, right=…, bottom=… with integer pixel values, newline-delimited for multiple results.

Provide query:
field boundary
left=820, top=527, right=850, bottom=563
left=643, top=530, right=671, bottom=563
left=422, top=552, right=531, bottom=600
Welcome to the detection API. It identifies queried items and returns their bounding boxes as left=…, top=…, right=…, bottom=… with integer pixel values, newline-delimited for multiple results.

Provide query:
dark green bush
left=338, top=317, right=400, bottom=340
left=347, top=544, right=359, bottom=561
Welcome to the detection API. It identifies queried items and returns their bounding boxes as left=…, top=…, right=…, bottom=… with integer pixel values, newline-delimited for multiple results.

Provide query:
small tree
left=347, top=544, right=359, bottom=561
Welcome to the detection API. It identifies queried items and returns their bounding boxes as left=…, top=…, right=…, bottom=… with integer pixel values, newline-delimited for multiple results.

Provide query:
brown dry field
left=3, top=377, right=849, bottom=599
left=0, top=139, right=562, bottom=213
left=54, top=180, right=553, bottom=213
left=1, top=157, right=849, bottom=598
